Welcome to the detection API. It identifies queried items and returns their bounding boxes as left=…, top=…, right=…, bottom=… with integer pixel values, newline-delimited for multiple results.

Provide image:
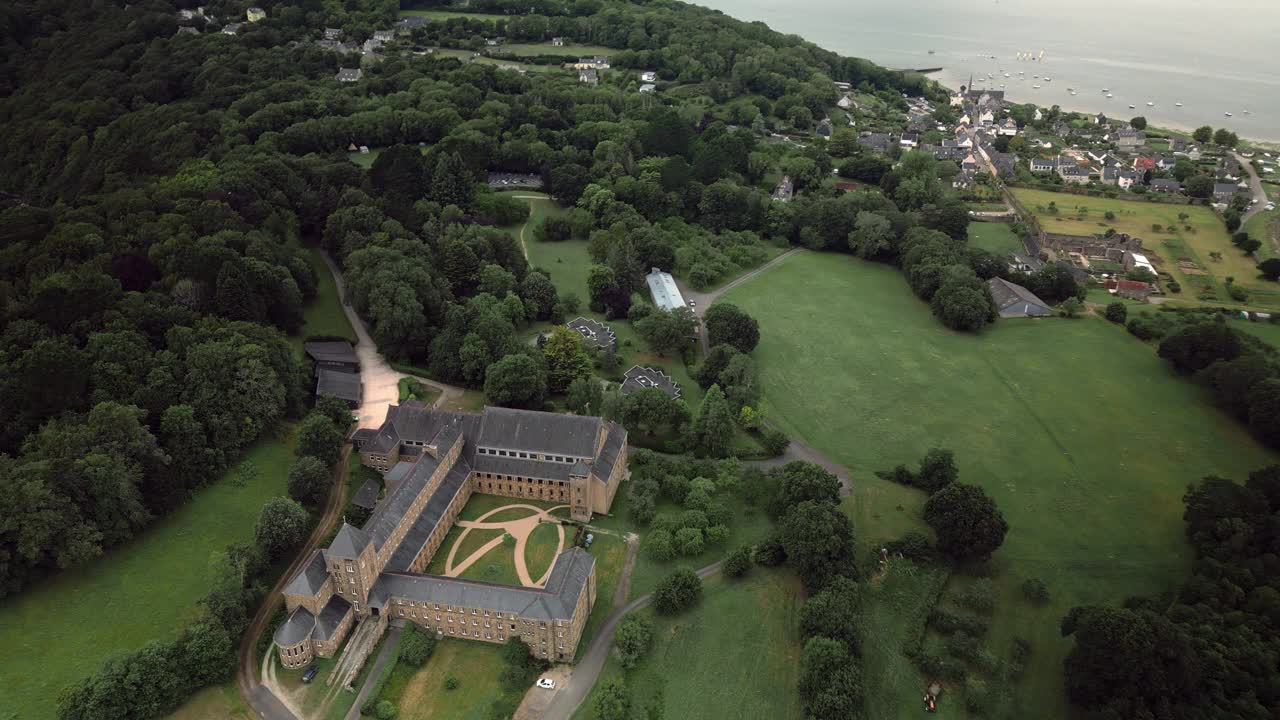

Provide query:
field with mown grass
left=1, top=429, right=297, bottom=720
left=721, top=250, right=1278, bottom=718
left=570, top=569, right=804, bottom=720
left=967, top=221, right=1024, bottom=256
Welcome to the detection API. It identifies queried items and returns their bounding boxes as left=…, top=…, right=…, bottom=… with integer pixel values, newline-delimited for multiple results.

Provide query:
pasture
left=570, top=570, right=804, bottom=720
left=968, top=221, right=1024, bottom=256
left=0, top=429, right=297, bottom=720
left=721, top=251, right=1278, bottom=717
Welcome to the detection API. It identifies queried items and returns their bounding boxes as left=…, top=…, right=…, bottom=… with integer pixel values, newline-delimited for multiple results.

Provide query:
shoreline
left=924, top=70, right=1280, bottom=149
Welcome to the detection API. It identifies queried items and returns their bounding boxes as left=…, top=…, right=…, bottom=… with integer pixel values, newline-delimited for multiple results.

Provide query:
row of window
left=477, top=446, right=584, bottom=464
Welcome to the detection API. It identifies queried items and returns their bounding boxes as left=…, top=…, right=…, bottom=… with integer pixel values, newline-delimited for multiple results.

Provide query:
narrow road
left=344, top=624, right=404, bottom=720
left=539, top=561, right=724, bottom=720
left=679, top=247, right=804, bottom=356
left=319, top=250, right=464, bottom=424
left=236, top=446, right=352, bottom=720
left=1232, top=151, right=1269, bottom=226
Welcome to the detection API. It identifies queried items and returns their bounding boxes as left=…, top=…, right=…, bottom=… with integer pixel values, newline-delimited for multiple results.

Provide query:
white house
left=640, top=71, right=657, bottom=82
left=646, top=268, right=686, bottom=311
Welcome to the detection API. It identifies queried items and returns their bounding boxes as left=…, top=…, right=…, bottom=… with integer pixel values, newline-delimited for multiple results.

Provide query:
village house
left=899, top=132, right=919, bottom=148
left=837, top=93, right=857, bottom=110
left=640, top=71, right=657, bottom=82
left=816, top=118, right=834, bottom=139
left=1214, top=183, right=1242, bottom=204
left=323, top=27, right=342, bottom=40
left=989, top=277, right=1053, bottom=318
left=1109, top=279, right=1153, bottom=300
left=221, top=22, right=242, bottom=34
left=1113, top=129, right=1146, bottom=150
left=1059, top=166, right=1092, bottom=185
left=771, top=175, right=794, bottom=202
left=999, top=118, right=1019, bottom=136
left=577, top=69, right=598, bottom=85
left=246, top=6, right=265, bottom=22
left=336, top=68, right=362, bottom=82
left=1029, top=157, right=1057, bottom=174
left=953, top=169, right=975, bottom=190
left=638, top=83, right=656, bottom=93
left=551, top=36, right=566, bottom=46
left=858, top=133, right=892, bottom=154
left=573, top=56, right=609, bottom=70
left=1149, top=179, right=1182, bottom=194
left=1124, top=251, right=1157, bottom=277
left=621, top=366, right=682, bottom=400
left=988, top=151, right=1018, bottom=178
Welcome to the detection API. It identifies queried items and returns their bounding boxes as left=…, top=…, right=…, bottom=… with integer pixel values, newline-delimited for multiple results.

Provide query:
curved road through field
left=537, top=560, right=724, bottom=720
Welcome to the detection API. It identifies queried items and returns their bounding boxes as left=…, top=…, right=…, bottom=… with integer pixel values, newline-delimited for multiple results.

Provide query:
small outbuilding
left=645, top=267, right=686, bottom=312
left=620, top=366, right=682, bottom=400
left=305, top=341, right=360, bottom=373
left=316, top=368, right=362, bottom=409
left=988, top=277, right=1053, bottom=318
left=567, top=317, right=617, bottom=353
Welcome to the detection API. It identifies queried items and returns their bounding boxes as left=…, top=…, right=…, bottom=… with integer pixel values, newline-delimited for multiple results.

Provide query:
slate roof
left=275, top=606, right=316, bottom=645
left=352, top=478, right=381, bottom=510
left=305, top=341, right=358, bottom=366
left=988, top=277, right=1053, bottom=318
left=567, top=317, right=616, bottom=352
left=477, top=406, right=602, bottom=459
left=1214, top=182, right=1240, bottom=196
left=365, top=402, right=476, bottom=454
left=591, top=423, right=626, bottom=484
left=384, top=461, right=472, bottom=572
left=1150, top=179, right=1182, bottom=192
left=329, top=523, right=371, bottom=558
left=474, top=454, right=573, bottom=482
left=645, top=267, right=686, bottom=311
left=362, top=452, right=443, bottom=551
left=283, top=550, right=329, bottom=597
left=367, top=548, right=595, bottom=620
left=317, top=368, right=361, bottom=404
left=313, top=595, right=352, bottom=641
left=619, top=366, right=681, bottom=400
left=384, top=461, right=414, bottom=491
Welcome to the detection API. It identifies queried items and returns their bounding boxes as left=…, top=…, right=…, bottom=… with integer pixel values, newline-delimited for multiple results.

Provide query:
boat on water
left=1033, top=85, right=1041, bottom=89
left=1101, top=88, right=1109, bottom=92
left=1175, top=102, right=1183, bottom=107
left=1244, top=110, right=1252, bottom=115
left=1106, top=93, right=1114, bottom=98
left=928, top=49, right=935, bottom=55
left=1225, top=112, right=1234, bottom=117
left=1129, top=104, right=1136, bottom=109
left=1146, top=102, right=1155, bottom=107
left=1004, top=73, right=1010, bottom=78
left=1045, top=77, right=1052, bottom=82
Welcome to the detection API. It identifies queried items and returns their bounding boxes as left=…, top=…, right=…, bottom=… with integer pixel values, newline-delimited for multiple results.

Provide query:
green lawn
left=858, top=561, right=950, bottom=720
left=968, top=221, right=1024, bottom=256
left=499, top=42, right=613, bottom=57
left=574, top=532, right=628, bottom=659
left=398, top=8, right=500, bottom=20
left=165, top=683, right=253, bottom=720
left=721, top=251, right=1278, bottom=718
left=398, top=376, right=441, bottom=406
left=394, top=639, right=506, bottom=720
left=571, top=569, right=804, bottom=720
left=519, top=196, right=591, bottom=303
left=301, top=247, right=356, bottom=341
left=1011, top=187, right=1280, bottom=306
left=525, top=521, right=562, bottom=580
left=0, top=428, right=297, bottom=720
left=1230, top=317, right=1280, bottom=349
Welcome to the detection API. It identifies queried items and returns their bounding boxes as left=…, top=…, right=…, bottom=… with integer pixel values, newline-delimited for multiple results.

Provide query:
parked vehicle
left=302, top=666, right=319, bottom=684
left=537, top=678, right=556, bottom=689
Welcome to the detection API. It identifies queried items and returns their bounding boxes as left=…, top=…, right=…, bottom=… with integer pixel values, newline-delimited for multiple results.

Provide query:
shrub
left=444, top=676, right=459, bottom=690
left=912, top=651, right=967, bottom=681
left=614, top=613, right=654, bottom=669
left=723, top=545, right=754, bottom=578
left=927, top=609, right=989, bottom=637
left=644, top=529, right=676, bottom=562
left=945, top=631, right=980, bottom=661
left=952, top=578, right=996, bottom=614
left=1104, top=302, right=1128, bottom=324
left=1229, top=285, right=1249, bottom=302
left=964, top=677, right=992, bottom=714
left=884, top=532, right=932, bottom=561
left=760, top=428, right=791, bottom=457
left=754, top=537, right=787, bottom=566
left=1021, top=578, right=1050, bottom=604
left=674, top=527, right=705, bottom=556
left=399, top=625, right=437, bottom=667
left=375, top=700, right=398, bottom=720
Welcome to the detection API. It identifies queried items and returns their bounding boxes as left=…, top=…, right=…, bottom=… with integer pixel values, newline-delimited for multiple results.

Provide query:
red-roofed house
left=1113, top=280, right=1153, bottom=300
left=1132, top=156, right=1156, bottom=172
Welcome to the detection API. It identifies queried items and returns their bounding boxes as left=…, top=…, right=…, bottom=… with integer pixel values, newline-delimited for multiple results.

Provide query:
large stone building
left=274, top=404, right=625, bottom=669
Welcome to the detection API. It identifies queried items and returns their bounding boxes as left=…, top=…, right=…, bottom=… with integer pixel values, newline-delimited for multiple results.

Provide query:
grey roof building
left=274, top=402, right=620, bottom=670
left=316, top=368, right=361, bottom=409
left=988, top=277, right=1054, bottom=318
left=645, top=267, right=686, bottom=311
left=352, top=478, right=381, bottom=510
left=772, top=175, right=794, bottom=202
left=566, top=317, right=616, bottom=353
left=336, top=68, right=363, bottom=82
left=620, top=365, right=682, bottom=400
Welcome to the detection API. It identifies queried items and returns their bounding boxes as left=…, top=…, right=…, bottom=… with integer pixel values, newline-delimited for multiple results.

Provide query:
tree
left=653, top=569, right=702, bottom=614
left=429, top=151, right=474, bottom=208
left=781, top=500, right=857, bottom=591
left=722, top=545, right=754, bottom=578
left=703, top=303, right=760, bottom=353
left=484, top=353, right=547, bottom=408
left=1213, top=128, right=1237, bottom=147
left=674, top=527, right=704, bottom=556
left=542, top=326, right=593, bottom=394
left=613, top=613, right=654, bottom=669
left=1060, top=297, right=1083, bottom=318
left=799, top=576, right=862, bottom=652
left=592, top=678, right=631, bottom=720
left=1158, top=321, right=1242, bottom=374
left=916, top=448, right=959, bottom=493
left=799, top=636, right=863, bottom=718
left=1129, top=116, right=1147, bottom=130
left=369, top=145, right=427, bottom=205
left=1104, top=302, right=1128, bottom=324
left=634, top=308, right=699, bottom=356
left=923, top=483, right=1008, bottom=561
left=566, top=377, right=603, bottom=415
left=768, top=461, right=841, bottom=518
left=1260, top=258, right=1280, bottom=280
left=1248, top=378, right=1280, bottom=447
left=297, top=412, right=343, bottom=467
left=254, top=497, right=309, bottom=561
left=846, top=211, right=895, bottom=259
left=1193, top=126, right=1213, bottom=144
left=691, top=385, right=735, bottom=458
left=287, top=456, right=330, bottom=508
left=1184, top=174, right=1214, bottom=199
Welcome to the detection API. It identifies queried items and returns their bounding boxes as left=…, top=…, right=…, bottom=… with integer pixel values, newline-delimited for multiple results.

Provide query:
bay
left=695, top=0, right=1280, bottom=141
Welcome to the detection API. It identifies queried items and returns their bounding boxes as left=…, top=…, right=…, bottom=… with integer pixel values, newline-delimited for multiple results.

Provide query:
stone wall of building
left=278, top=639, right=313, bottom=669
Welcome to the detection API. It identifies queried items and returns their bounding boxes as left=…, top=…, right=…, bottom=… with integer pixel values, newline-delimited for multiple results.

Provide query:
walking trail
left=446, top=504, right=568, bottom=587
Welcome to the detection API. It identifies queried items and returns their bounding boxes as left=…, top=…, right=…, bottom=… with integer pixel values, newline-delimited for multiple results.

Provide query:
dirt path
left=447, top=504, right=568, bottom=586
left=236, top=446, right=352, bottom=720
left=536, top=560, right=725, bottom=720
left=510, top=193, right=553, bottom=261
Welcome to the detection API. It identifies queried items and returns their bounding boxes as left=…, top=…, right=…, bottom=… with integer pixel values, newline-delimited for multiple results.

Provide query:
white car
left=537, top=678, right=556, bottom=690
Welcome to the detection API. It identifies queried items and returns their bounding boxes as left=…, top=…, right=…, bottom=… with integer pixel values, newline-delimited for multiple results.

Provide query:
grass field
left=721, top=251, right=1279, bottom=718
left=1011, top=187, right=1280, bottom=307
left=165, top=683, right=253, bottom=720
left=499, top=42, right=613, bottom=57
left=0, top=427, right=297, bottom=720
left=570, top=569, right=804, bottom=720
left=392, top=639, right=506, bottom=720
left=968, top=222, right=1024, bottom=256
left=399, top=8, right=499, bottom=20
left=574, top=532, right=628, bottom=658
left=858, top=562, right=950, bottom=719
